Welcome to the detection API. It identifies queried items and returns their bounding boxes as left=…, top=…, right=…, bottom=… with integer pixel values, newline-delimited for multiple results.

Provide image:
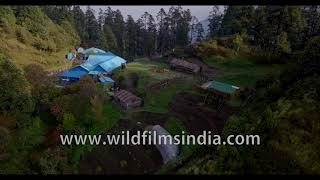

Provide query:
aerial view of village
left=0, top=5, right=319, bottom=175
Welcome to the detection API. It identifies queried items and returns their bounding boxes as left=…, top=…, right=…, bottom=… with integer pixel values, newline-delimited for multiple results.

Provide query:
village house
left=113, top=89, right=143, bottom=109
left=200, top=80, right=240, bottom=101
left=169, top=58, right=201, bottom=74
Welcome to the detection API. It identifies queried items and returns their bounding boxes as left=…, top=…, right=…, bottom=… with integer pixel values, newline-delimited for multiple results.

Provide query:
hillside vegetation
left=0, top=6, right=79, bottom=70
left=0, top=5, right=320, bottom=175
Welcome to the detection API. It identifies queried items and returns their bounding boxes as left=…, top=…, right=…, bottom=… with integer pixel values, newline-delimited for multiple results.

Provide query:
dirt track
left=168, top=92, right=235, bottom=135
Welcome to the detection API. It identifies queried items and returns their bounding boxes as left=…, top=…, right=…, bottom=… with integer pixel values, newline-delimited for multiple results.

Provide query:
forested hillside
left=0, top=5, right=319, bottom=175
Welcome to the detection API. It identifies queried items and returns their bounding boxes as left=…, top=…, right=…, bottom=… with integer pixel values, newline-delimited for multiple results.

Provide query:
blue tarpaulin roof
left=99, top=76, right=115, bottom=83
left=88, top=71, right=100, bottom=75
left=66, top=52, right=73, bottom=60
left=94, top=52, right=116, bottom=56
left=58, top=48, right=126, bottom=80
left=57, top=66, right=88, bottom=79
left=79, top=47, right=106, bottom=55
left=80, top=54, right=126, bottom=73
left=80, top=54, right=115, bottom=71
left=98, top=56, right=126, bottom=72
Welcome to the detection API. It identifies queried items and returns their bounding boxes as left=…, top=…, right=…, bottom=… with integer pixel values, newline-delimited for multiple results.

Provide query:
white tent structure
left=150, top=125, right=179, bottom=164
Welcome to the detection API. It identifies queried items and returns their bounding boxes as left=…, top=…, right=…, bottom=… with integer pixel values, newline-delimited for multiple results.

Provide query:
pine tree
left=97, top=8, right=105, bottom=29
left=190, top=16, right=199, bottom=43
left=195, top=22, right=204, bottom=42
left=124, top=15, right=137, bottom=59
left=220, top=6, right=254, bottom=36
left=156, top=8, right=170, bottom=54
left=112, top=9, right=125, bottom=55
left=84, top=6, right=100, bottom=47
left=72, top=5, right=88, bottom=44
left=103, top=25, right=118, bottom=53
left=98, top=30, right=108, bottom=50
left=208, top=6, right=223, bottom=37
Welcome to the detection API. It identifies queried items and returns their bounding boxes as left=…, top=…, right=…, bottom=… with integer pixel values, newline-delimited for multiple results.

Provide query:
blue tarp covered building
left=66, top=52, right=73, bottom=60
left=78, top=47, right=109, bottom=61
left=99, top=76, right=115, bottom=83
left=79, top=47, right=107, bottom=55
left=58, top=48, right=126, bottom=84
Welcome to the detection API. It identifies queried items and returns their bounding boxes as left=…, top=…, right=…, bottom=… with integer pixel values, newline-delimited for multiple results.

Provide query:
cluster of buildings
left=59, top=47, right=143, bottom=109
left=59, top=47, right=240, bottom=109
left=59, top=47, right=125, bottom=85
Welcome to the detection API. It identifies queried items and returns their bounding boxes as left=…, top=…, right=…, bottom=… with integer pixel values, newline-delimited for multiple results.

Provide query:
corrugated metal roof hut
left=114, top=90, right=142, bottom=109
left=78, top=47, right=108, bottom=61
left=201, top=81, right=240, bottom=100
left=169, top=58, right=200, bottom=74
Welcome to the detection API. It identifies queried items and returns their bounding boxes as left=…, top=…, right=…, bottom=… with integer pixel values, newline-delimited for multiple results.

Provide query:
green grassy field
left=113, top=59, right=196, bottom=114
left=141, top=80, right=195, bottom=113
left=204, top=54, right=285, bottom=87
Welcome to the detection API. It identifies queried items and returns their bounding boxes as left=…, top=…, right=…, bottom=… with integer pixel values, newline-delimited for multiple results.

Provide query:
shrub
left=232, top=34, right=243, bottom=53
left=15, top=26, right=30, bottom=44
left=191, top=39, right=231, bottom=58
left=0, top=54, right=34, bottom=115
left=301, top=36, right=320, bottom=69
left=251, top=49, right=283, bottom=65
left=0, top=6, right=16, bottom=26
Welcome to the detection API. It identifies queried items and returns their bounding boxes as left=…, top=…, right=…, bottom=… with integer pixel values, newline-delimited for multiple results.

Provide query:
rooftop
left=201, top=81, right=240, bottom=94
left=79, top=47, right=107, bottom=55
left=170, top=58, right=200, bottom=70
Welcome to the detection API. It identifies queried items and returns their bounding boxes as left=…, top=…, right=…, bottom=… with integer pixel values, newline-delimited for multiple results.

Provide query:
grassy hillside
left=204, top=54, right=285, bottom=87
left=113, top=59, right=196, bottom=113
left=0, top=6, right=79, bottom=71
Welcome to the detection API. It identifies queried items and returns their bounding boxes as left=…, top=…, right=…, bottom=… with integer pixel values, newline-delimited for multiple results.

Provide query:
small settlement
left=58, top=47, right=242, bottom=165
left=59, top=47, right=142, bottom=109
left=58, top=47, right=125, bottom=85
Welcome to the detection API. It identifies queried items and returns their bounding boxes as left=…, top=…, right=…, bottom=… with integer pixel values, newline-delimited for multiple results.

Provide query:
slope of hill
left=0, top=6, right=80, bottom=71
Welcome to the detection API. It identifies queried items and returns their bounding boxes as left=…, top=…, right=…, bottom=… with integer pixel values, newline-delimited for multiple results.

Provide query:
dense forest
left=0, top=5, right=320, bottom=174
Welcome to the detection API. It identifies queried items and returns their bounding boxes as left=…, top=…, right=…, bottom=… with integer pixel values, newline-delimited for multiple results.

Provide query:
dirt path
left=168, top=92, right=236, bottom=135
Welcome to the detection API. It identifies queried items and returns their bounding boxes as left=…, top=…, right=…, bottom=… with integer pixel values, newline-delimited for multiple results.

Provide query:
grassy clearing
left=141, top=80, right=195, bottom=114
left=204, top=54, right=285, bottom=87
left=114, top=59, right=195, bottom=113
left=114, top=59, right=179, bottom=84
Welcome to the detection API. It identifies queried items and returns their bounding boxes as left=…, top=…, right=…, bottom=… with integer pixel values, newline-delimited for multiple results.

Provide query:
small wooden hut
left=169, top=58, right=200, bottom=74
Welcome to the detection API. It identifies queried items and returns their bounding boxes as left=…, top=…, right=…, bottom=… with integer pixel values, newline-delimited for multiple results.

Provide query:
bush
left=216, top=36, right=234, bottom=48
left=301, top=36, right=320, bottom=69
left=15, top=26, right=31, bottom=44
left=0, top=6, right=16, bottom=26
left=0, top=126, right=10, bottom=150
left=172, top=48, right=192, bottom=58
left=232, top=34, right=243, bottom=53
left=251, top=49, right=283, bottom=65
left=0, top=54, right=34, bottom=115
left=191, top=39, right=232, bottom=59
